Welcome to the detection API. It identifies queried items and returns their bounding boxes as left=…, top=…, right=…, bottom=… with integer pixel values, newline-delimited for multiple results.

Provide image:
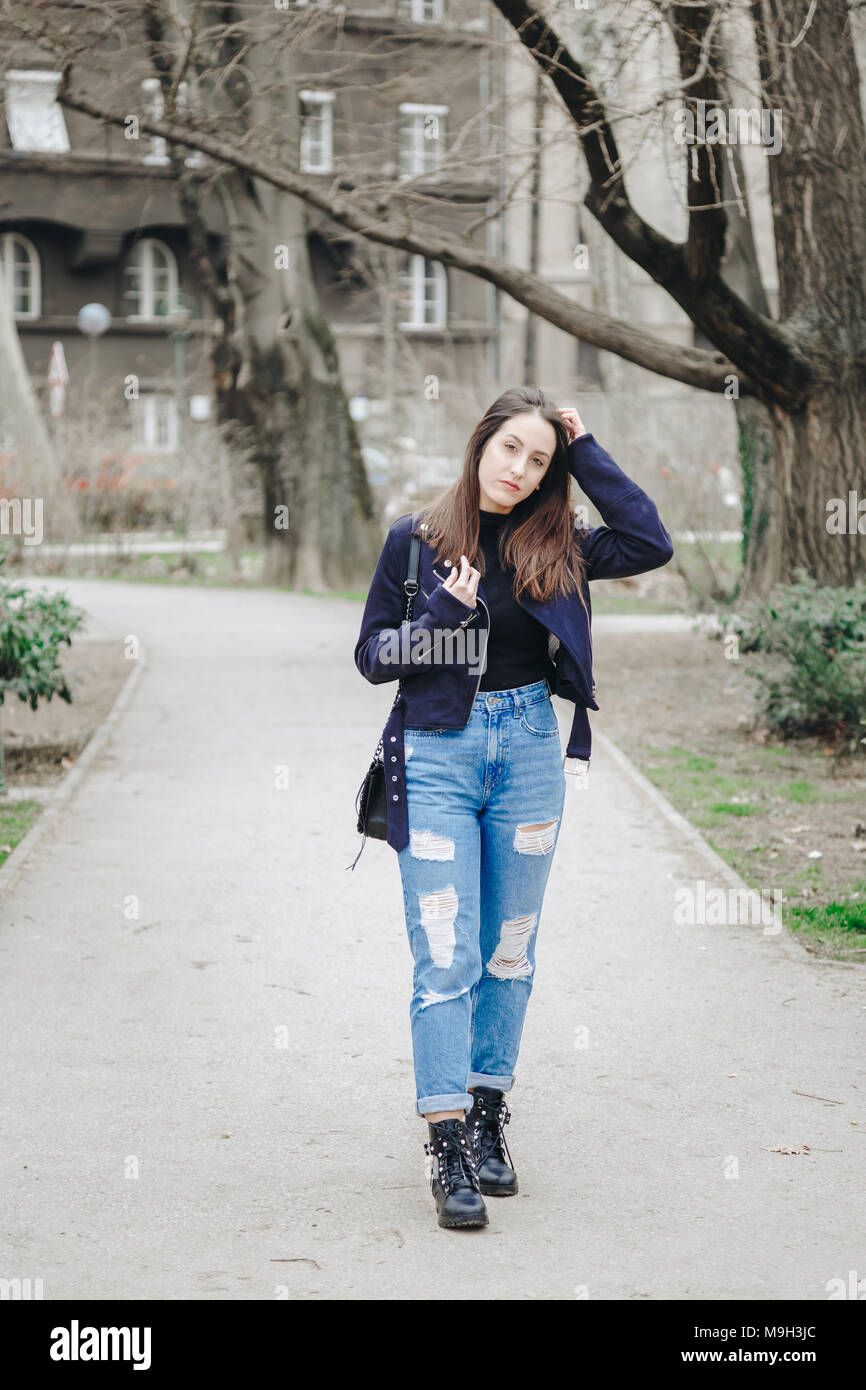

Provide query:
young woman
left=354, top=386, right=673, bottom=1230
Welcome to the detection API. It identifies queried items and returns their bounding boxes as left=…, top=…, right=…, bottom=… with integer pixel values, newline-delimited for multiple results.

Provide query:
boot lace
left=468, top=1094, right=514, bottom=1170
left=424, top=1124, right=480, bottom=1194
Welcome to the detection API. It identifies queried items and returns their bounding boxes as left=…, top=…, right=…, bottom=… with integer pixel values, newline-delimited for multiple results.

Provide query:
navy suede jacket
left=354, top=432, right=674, bottom=851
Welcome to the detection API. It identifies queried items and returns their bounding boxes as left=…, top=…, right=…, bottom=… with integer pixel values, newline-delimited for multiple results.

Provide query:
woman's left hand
left=558, top=406, right=587, bottom=442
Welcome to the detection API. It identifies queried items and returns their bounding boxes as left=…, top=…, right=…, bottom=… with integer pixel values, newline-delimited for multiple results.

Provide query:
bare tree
left=7, top=0, right=866, bottom=591
left=491, top=0, right=866, bottom=592
left=3, top=0, right=381, bottom=587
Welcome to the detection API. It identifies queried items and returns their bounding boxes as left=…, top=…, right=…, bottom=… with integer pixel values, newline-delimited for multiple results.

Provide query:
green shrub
left=719, top=572, right=866, bottom=753
left=0, top=553, right=86, bottom=709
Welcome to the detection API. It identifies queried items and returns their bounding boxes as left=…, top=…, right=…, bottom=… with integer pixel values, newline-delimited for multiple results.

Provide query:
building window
left=398, top=254, right=446, bottom=328
left=398, top=104, right=447, bottom=179
left=3, top=70, right=70, bottom=153
left=131, top=393, right=178, bottom=452
left=575, top=336, right=603, bottom=387
left=124, top=238, right=178, bottom=321
left=299, top=91, right=334, bottom=174
left=140, top=78, right=170, bottom=165
left=0, top=231, right=41, bottom=319
left=398, top=0, right=444, bottom=22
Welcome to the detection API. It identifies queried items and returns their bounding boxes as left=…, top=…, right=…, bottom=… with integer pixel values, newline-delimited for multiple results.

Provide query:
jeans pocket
left=519, top=699, right=560, bottom=737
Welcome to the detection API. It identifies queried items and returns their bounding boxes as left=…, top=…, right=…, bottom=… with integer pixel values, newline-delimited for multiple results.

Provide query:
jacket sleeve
left=354, top=519, right=478, bottom=685
left=569, top=433, right=675, bottom=581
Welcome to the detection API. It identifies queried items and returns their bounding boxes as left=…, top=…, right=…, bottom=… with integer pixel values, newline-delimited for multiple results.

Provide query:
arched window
left=123, top=237, right=178, bottom=321
left=0, top=231, right=41, bottom=319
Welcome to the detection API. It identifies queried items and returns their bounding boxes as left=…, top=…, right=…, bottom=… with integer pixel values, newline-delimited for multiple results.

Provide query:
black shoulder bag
left=348, top=523, right=422, bottom=869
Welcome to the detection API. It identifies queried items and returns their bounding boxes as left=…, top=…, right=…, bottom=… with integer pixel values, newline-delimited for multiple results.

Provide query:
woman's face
left=476, top=411, right=557, bottom=513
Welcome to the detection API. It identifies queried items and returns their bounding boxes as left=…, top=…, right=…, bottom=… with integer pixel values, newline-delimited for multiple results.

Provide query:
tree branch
left=55, top=75, right=747, bottom=394
left=142, top=0, right=232, bottom=320
left=667, top=1, right=728, bottom=285
left=489, top=0, right=814, bottom=405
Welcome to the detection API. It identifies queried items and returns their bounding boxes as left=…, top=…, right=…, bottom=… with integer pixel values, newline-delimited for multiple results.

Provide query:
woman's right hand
left=442, top=554, right=480, bottom=610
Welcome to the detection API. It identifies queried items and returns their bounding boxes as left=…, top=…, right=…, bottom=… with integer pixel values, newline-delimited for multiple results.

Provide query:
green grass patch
left=0, top=799, right=41, bottom=866
left=786, top=889, right=866, bottom=951
left=784, top=780, right=819, bottom=802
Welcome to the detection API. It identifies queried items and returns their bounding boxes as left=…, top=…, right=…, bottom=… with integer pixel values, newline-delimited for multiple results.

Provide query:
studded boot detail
left=423, top=1117, right=489, bottom=1229
left=465, top=1087, right=518, bottom=1196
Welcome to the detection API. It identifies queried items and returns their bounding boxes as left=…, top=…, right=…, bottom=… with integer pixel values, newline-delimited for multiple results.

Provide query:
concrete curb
left=0, top=647, right=146, bottom=904
left=595, top=728, right=817, bottom=964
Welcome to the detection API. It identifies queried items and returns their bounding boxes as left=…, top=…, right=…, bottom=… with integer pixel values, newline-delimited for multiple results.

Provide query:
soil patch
left=592, top=627, right=866, bottom=961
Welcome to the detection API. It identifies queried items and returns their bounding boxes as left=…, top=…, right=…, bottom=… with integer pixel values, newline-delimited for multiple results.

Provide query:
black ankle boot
left=424, top=1117, right=488, bottom=1229
left=465, top=1087, right=518, bottom=1196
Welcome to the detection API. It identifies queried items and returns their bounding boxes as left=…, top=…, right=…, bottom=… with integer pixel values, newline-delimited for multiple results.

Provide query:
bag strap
left=373, top=516, right=422, bottom=758
left=404, top=521, right=421, bottom=610
left=348, top=518, right=424, bottom=870
left=398, top=516, right=421, bottom=671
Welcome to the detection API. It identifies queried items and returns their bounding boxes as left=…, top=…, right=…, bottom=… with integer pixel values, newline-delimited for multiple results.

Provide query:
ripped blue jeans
left=399, top=679, right=567, bottom=1117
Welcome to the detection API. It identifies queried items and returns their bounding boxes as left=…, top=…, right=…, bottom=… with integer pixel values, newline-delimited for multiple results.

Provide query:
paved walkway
left=0, top=579, right=862, bottom=1300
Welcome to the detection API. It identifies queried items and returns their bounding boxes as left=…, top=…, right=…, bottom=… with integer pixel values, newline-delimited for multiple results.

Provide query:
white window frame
left=398, top=103, right=448, bottom=179
left=399, top=0, right=444, bottom=22
left=140, top=78, right=170, bottom=165
left=299, top=90, right=334, bottom=174
left=0, top=231, right=41, bottom=319
left=398, top=254, right=446, bottom=329
left=3, top=69, right=70, bottom=153
left=130, top=393, right=178, bottom=453
left=124, top=237, right=179, bottom=322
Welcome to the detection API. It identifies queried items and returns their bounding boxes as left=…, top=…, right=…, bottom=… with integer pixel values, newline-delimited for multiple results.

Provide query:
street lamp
left=76, top=302, right=112, bottom=402
left=168, top=292, right=194, bottom=452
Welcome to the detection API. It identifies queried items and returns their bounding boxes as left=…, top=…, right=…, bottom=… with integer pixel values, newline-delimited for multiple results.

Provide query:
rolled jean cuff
left=417, top=1092, right=475, bottom=1117
left=467, top=1071, right=514, bottom=1093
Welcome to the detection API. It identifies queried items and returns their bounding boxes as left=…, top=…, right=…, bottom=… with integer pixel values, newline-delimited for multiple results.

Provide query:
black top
left=476, top=508, right=553, bottom=692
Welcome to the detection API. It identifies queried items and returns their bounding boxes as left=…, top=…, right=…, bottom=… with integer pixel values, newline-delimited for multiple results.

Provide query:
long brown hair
left=415, top=386, right=586, bottom=603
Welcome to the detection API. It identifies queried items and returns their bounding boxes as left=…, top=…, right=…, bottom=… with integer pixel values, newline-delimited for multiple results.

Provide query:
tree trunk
left=174, top=0, right=381, bottom=589
left=741, top=386, right=866, bottom=594
left=214, top=170, right=379, bottom=589
left=743, top=0, right=866, bottom=593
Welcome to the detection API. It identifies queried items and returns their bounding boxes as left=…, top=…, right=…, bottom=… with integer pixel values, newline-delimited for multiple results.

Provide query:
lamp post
left=76, top=303, right=111, bottom=519
left=168, top=293, right=194, bottom=454
left=76, top=302, right=112, bottom=406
